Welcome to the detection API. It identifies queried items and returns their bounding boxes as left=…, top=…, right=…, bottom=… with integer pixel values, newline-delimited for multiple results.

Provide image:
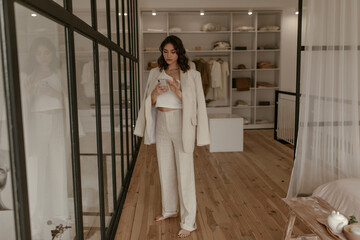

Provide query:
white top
left=155, top=71, right=182, bottom=109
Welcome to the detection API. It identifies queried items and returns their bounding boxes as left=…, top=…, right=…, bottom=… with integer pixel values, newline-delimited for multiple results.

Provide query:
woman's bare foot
left=154, top=213, right=179, bottom=222
left=177, top=229, right=191, bottom=238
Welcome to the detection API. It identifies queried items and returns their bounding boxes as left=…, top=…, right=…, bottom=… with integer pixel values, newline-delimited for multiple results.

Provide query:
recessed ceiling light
left=31, top=13, right=37, bottom=17
left=152, top=10, right=157, bottom=16
left=248, top=10, right=253, bottom=15
left=200, top=9, right=205, bottom=16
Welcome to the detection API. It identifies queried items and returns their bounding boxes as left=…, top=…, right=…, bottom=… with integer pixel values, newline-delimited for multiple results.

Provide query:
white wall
left=280, top=9, right=298, bottom=92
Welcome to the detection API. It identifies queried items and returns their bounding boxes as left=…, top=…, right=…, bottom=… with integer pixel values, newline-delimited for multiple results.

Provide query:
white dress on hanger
left=22, top=72, right=71, bottom=239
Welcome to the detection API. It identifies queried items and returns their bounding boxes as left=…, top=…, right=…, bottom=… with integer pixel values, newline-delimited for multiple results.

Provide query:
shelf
left=256, top=105, right=275, bottom=108
left=256, top=87, right=279, bottom=90
left=232, top=31, right=256, bottom=33
left=256, top=68, right=280, bottom=71
left=143, top=31, right=167, bottom=34
left=187, top=50, right=231, bottom=54
left=257, top=49, right=280, bottom=52
left=232, top=50, right=256, bottom=52
left=257, top=30, right=281, bottom=33
left=232, top=69, right=255, bottom=72
left=232, top=88, right=255, bottom=91
left=169, top=31, right=231, bottom=34
left=232, top=106, right=254, bottom=109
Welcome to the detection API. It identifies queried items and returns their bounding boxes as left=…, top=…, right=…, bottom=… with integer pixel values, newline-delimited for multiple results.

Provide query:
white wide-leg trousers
left=155, top=109, right=197, bottom=232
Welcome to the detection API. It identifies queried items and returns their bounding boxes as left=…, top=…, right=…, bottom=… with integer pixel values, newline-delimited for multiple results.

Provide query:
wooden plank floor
left=115, top=130, right=312, bottom=240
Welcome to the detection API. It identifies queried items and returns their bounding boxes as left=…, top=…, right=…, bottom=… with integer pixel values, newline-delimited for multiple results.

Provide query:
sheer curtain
left=287, top=0, right=360, bottom=197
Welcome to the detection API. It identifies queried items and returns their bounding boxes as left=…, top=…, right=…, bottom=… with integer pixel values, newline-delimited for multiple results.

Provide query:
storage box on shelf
left=140, top=10, right=281, bottom=129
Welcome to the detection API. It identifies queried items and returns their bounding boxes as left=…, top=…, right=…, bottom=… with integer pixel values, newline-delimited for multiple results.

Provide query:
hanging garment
left=81, top=59, right=109, bottom=98
left=193, top=59, right=211, bottom=96
left=208, top=59, right=222, bottom=88
left=21, top=72, right=71, bottom=239
left=214, top=61, right=229, bottom=100
left=189, top=61, right=196, bottom=70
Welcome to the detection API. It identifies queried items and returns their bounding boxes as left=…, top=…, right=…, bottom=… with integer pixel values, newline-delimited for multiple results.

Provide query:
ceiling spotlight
left=118, top=13, right=121, bottom=16
left=248, top=10, right=253, bottom=15
left=295, top=10, right=299, bottom=15
left=31, top=13, right=37, bottom=17
left=124, top=13, right=128, bottom=16
left=200, top=9, right=205, bottom=16
left=152, top=10, right=157, bottom=16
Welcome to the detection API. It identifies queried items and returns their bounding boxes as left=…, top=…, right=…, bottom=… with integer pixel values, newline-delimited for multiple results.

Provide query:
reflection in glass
left=15, top=4, right=74, bottom=239
left=0, top=24, right=16, bottom=240
left=74, top=33, right=101, bottom=239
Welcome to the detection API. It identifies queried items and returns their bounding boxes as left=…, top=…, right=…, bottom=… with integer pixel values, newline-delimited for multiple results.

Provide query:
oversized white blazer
left=134, top=67, right=210, bottom=153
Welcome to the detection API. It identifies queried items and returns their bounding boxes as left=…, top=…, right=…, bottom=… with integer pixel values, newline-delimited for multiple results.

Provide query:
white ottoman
left=208, top=114, right=244, bottom=152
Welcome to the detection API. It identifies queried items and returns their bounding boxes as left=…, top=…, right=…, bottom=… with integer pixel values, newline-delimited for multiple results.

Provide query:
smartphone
left=158, top=78, right=168, bottom=87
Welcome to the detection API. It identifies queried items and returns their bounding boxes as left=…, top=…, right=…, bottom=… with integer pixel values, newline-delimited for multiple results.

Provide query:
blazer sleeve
left=134, top=70, right=154, bottom=137
left=194, top=71, right=210, bottom=146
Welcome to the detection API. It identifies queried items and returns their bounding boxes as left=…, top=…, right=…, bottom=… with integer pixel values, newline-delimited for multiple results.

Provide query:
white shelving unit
left=140, top=11, right=281, bottom=129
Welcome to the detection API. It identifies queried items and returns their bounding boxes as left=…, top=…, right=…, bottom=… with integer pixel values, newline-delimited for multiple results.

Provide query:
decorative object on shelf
left=169, top=27, right=182, bottom=32
left=257, top=61, right=275, bottom=69
left=212, top=41, right=231, bottom=50
left=257, top=45, right=278, bottom=50
left=147, top=60, right=158, bottom=70
left=234, top=46, right=247, bottom=50
left=233, top=26, right=255, bottom=31
left=327, top=211, right=348, bottom=234
left=194, top=46, right=201, bottom=51
left=234, top=77, right=250, bottom=91
left=201, top=23, right=227, bottom=31
left=237, top=64, right=247, bottom=69
left=144, top=47, right=158, bottom=51
left=234, top=99, right=248, bottom=107
left=257, top=81, right=275, bottom=88
left=258, top=101, right=270, bottom=106
left=258, top=25, right=280, bottom=31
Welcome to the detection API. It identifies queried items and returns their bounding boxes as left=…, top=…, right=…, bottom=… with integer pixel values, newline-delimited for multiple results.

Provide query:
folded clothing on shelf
left=257, top=81, right=275, bottom=88
left=233, top=25, right=255, bottom=31
left=169, top=27, right=182, bottom=32
left=201, top=23, right=228, bottom=31
left=147, top=60, right=158, bottom=70
left=234, top=99, right=249, bottom=107
left=212, top=41, right=231, bottom=50
left=258, top=25, right=280, bottom=31
left=257, top=61, right=275, bottom=69
left=237, top=64, right=247, bottom=69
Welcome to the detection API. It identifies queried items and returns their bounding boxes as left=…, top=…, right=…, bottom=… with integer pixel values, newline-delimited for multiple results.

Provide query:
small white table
left=208, top=114, right=243, bottom=152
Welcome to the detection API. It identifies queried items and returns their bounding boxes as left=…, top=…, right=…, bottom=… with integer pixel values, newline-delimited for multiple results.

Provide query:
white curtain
left=287, top=0, right=360, bottom=197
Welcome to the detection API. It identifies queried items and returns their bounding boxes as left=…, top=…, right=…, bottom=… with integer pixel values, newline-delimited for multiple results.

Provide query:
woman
left=22, top=37, right=71, bottom=239
left=134, top=35, right=210, bottom=238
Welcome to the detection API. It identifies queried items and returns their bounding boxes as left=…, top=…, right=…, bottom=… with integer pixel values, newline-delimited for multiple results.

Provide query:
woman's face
left=162, top=43, right=178, bottom=66
left=35, top=45, right=53, bottom=68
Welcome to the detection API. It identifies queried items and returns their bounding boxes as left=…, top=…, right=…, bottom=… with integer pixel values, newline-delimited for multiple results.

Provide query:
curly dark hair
left=26, top=37, right=59, bottom=74
left=157, top=35, right=190, bottom=72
